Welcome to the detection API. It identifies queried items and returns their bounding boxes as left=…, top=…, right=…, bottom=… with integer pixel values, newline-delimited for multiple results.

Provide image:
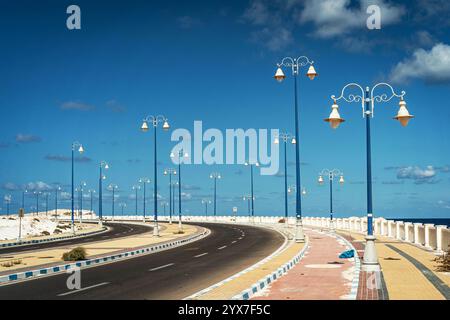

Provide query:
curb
left=0, top=228, right=210, bottom=285
left=231, top=241, right=310, bottom=300
left=184, top=224, right=290, bottom=300
left=0, top=227, right=108, bottom=249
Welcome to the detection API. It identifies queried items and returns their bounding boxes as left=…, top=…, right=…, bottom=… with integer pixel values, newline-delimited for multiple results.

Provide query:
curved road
left=0, top=222, right=152, bottom=254
left=0, top=223, right=284, bottom=300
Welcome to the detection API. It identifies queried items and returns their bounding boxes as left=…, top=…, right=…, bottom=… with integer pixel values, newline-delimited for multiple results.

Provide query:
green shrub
left=62, top=247, right=87, bottom=261
left=434, top=249, right=450, bottom=272
left=41, top=231, right=50, bottom=236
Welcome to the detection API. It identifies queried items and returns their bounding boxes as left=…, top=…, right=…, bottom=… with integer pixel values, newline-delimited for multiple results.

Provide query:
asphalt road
left=0, top=222, right=152, bottom=255
left=0, top=223, right=284, bottom=300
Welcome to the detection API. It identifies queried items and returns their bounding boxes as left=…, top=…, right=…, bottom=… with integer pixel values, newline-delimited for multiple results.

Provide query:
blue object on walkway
left=339, top=249, right=355, bottom=259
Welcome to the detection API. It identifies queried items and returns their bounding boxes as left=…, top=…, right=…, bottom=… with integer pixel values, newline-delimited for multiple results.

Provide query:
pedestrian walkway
left=338, top=230, right=449, bottom=300
left=252, top=230, right=357, bottom=300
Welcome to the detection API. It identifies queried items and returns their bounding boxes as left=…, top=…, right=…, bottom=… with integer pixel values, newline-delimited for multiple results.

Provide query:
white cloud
left=24, top=181, right=53, bottom=192
left=390, top=43, right=450, bottom=84
left=396, top=166, right=438, bottom=184
left=298, top=0, right=404, bottom=38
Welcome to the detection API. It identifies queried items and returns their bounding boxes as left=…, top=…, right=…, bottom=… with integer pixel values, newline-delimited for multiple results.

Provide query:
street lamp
left=71, top=141, right=84, bottom=233
left=164, top=169, right=176, bottom=224
left=141, top=115, right=170, bottom=237
left=132, top=185, right=140, bottom=219
left=244, top=161, right=259, bottom=224
left=54, top=186, right=61, bottom=220
left=108, top=184, right=118, bottom=221
left=44, top=192, right=49, bottom=216
left=275, top=56, right=317, bottom=242
left=88, top=189, right=96, bottom=216
left=326, top=82, right=413, bottom=272
left=161, top=201, right=168, bottom=216
left=242, top=195, right=254, bottom=221
left=76, top=181, right=86, bottom=223
left=171, top=181, right=178, bottom=222
left=171, top=150, right=189, bottom=232
left=21, top=189, right=28, bottom=212
left=138, top=178, right=150, bottom=223
left=119, top=202, right=127, bottom=216
left=274, top=132, right=296, bottom=226
left=318, top=169, right=344, bottom=232
left=201, top=199, right=212, bottom=220
left=33, top=191, right=41, bottom=216
left=98, top=161, right=109, bottom=227
left=209, top=172, right=221, bottom=221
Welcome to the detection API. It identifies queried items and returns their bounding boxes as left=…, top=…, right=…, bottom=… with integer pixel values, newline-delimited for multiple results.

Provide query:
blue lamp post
left=201, top=199, right=211, bottom=220
left=76, top=181, right=86, bottom=223
left=275, top=56, right=318, bottom=242
left=54, top=186, right=61, bottom=220
left=141, top=115, right=170, bottom=236
left=209, top=172, right=221, bottom=221
left=132, top=185, right=140, bottom=219
left=21, top=189, right=28, bottom=211
left=326, top=82, right=413, bottom=271
left=98, top=161, right=109, bottom=227
left=242, top=195, right=254, bottom=221
left=274, top=132, right=296, bottom=226
left=71, top=142, right=84, bottom=233
left=164, top=169, right=176, bottom=224
left=33, top=191, right=41, bottom=216
left=119, top=202, right=126, bottom=216
left=138, top=178, right=150, bottom=223
left=318, top=169, right=344, bottom=232
left=88, top=189, right=95, bottom=216
left=244, top=162, right=259, bottom=224
left=108, top=184, right=118, bottom=221
left=171, top=150, right=189, bottom=231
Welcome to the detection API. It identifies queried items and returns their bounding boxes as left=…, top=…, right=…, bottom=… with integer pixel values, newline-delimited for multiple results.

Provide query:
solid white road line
left=57, top=282, right=110, bottom=297
left=194, top=252, right=208, bottom=258
left=218, top=246, right=227, bottom=250
left=149, top=263, right=175, bottom=271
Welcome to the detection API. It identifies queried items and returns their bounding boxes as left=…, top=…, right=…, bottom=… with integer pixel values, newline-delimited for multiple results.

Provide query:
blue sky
left=1, top=0, right=450, bottom=218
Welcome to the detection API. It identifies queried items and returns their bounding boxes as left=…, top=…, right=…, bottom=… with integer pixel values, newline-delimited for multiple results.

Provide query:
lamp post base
left=153, top=221, right=160, bottom=237
left=71, top=223, right=76, bottom=235
left=295, top=218, right=305, bottom=243
left=330, top=220, right=336, bottom=233
left=169, top=218, right=172, bottom=224
left=178, top=219, right=183, bottom=232
left=362, top=235, right=380, bottom=272
left=98, top=220, right=103, bottom=228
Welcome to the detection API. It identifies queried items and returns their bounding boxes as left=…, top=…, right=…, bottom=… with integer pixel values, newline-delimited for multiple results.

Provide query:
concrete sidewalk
left=338, top=230, right=449, bottom=300
left=252, top=229, right=357, bottom=300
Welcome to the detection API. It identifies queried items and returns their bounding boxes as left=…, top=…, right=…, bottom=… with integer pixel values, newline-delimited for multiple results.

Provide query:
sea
left=387, top=218, right=450, bottom=228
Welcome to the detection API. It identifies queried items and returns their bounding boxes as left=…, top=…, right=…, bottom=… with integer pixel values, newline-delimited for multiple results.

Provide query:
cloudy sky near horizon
left=0, top=0, right=449, bottom=219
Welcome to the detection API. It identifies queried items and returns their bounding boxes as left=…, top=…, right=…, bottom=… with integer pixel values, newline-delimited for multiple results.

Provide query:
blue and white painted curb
left=0, top=228, right=210, bottom=285
left=0, top=227, right=108, bottom=249
left=231, top=241, right=309, bottom=300
left=331, top=232, right=361, bottom=300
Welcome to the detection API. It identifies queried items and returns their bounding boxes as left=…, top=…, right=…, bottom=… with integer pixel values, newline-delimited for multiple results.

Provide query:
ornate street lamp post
left=318, top=169, right=344, bottom=232
left=108, top=184, right=118, bottom=221
left=209, top=172, right=221, bottom=221
left=164, top=169, right=177, bottom=224
left=141, top=115, right=170, bottom=236
left=132, top=185, right=140, bottom=219
left=98, top=161, right=109, bottom=227
left=326, top=82, right=413, bottom=271
left=274, top=132, right=296, bottom=226
left=244, top=162, right=259, bottom=224
left=274, top=56, right=317, bottom=242
left=138, top=178, right=150, bottom=223
left=71, top=141, right=84, bottom=233
left=171, top=150, right=189, bottom=232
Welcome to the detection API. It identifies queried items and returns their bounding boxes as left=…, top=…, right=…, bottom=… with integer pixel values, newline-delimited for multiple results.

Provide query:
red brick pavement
left=252, top=230, right=356, bottom=300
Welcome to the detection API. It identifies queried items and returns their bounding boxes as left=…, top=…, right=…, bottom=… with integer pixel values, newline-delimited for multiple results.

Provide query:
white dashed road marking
left=149, top=263, right=175, bottom=271
left=194, top=253, right=208, bottom=258
left=57, top=282, right=110, bottom=297
left=218, top=246, right=227, bottom=250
